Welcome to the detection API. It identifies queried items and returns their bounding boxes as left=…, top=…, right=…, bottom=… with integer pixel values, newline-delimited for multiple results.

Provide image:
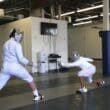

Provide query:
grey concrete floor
left=0, top=60, right=110, bottom=110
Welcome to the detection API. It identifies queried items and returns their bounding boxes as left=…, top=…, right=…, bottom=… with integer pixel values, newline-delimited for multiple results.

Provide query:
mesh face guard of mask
left=72, top=51, right=80, bottom=61
left=14, top=32, right=23, bottom=42
left=10, top=28, right=23, bottom=42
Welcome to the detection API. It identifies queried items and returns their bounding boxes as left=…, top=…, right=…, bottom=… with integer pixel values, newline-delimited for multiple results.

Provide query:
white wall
left=0, top=17, right=68, bottom=72
left=31, top=17, right=68, bottom=71
left=68, top=23, right=102, bottom=59
left=0, top=25, right=8, bottom=66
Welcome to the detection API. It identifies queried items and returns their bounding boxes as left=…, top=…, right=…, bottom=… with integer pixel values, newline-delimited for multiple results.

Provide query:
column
left=99, top=0, right=110, bottom=76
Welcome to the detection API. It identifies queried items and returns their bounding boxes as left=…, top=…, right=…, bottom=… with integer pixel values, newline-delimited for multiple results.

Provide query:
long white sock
left=33, top=90, right=39, bottom=96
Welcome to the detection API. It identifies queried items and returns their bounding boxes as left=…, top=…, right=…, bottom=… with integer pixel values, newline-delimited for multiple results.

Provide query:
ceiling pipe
left=58, top=4, right=62, bottom=20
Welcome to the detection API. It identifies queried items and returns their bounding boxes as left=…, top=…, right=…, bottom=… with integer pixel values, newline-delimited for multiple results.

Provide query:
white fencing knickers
left=0, top=62, right=33, bottom=90
left=78, top=66, right=96, bottom=83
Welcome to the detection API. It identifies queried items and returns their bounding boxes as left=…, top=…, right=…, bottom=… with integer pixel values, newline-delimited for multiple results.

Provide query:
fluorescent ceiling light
left=60, top=11, right=75, bottom=16
left=75, top=15, right=98, bottom=22
left=58, top=4, right=103, bottom=17
left=77, top=4, right=103, bottom=13
left=0, top=0, right=4, bottom=2
left=73, top=20, right=92, bottom=26
left=56, top=11, right=75, bottom=17
left=76, top=12, right=110, bottom=22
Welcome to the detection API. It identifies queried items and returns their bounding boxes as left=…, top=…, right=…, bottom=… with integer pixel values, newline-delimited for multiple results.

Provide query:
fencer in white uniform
left=0, top=28, right=43, bottom=101
left=59, top=51, right=101, bottom=93
left=61, top=56, right=96, bottom=82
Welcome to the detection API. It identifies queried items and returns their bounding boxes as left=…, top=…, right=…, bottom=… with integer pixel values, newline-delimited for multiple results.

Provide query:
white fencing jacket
left=61, top=56, right=96, bottom=77
left=0, top=37, right=33, bottom=90
left=61, top=57, right=94, bottom=69
left=3, top=38, right=29, bottom=65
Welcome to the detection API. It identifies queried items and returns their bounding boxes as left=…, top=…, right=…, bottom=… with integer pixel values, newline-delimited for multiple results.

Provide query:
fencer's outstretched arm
left=60, top=61, right=79, bottom=68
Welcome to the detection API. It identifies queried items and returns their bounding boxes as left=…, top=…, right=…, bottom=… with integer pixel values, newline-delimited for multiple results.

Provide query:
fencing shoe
left=78, top=87, right=88, bottom=93
left=96, top=81, right=105, bottom=87
left=33, top=93, right=44, bottom=101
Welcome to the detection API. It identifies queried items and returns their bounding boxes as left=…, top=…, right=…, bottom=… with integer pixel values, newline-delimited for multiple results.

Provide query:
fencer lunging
left=59, top=51, right=103, bottom=93
left=0, top=28, right=43, bottom=101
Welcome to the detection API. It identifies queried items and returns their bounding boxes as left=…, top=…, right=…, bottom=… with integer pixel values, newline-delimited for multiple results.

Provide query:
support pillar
left=99, top=0, right=110, bottom=76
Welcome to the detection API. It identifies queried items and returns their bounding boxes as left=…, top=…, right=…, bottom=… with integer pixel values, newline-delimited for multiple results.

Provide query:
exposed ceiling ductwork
left=0, top=0, right=107, bottom=25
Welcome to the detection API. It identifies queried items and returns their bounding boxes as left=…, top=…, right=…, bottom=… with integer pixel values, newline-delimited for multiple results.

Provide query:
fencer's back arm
left=82, top=57, right=93, bottom=62
left=15, top=44, right=29, bottom=65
